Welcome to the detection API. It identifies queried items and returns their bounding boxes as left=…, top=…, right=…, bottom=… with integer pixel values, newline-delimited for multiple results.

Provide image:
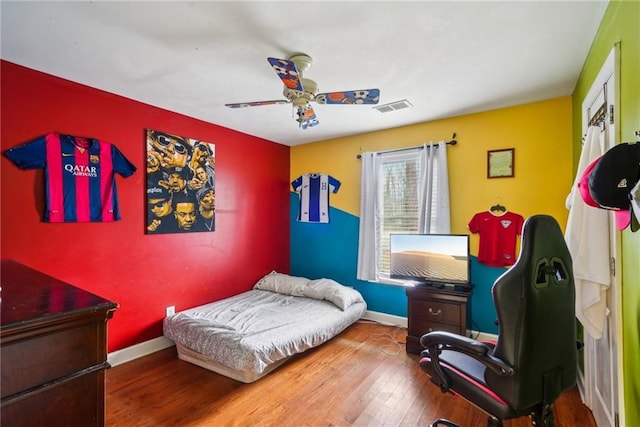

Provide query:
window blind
left=379, top=152, right=421, bottom=276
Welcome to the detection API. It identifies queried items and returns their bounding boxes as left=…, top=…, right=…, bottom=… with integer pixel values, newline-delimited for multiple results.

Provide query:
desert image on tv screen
left=390, top=235, right=468, bottom=283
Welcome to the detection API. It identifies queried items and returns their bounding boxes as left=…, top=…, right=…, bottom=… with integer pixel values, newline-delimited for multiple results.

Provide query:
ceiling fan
left=225, top=54, right=380, bottom=129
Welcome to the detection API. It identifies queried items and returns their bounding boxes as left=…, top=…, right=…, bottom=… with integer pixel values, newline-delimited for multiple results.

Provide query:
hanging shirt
left=468, top=210, right=524, bottom=267
left=291, top=173, right=341, bottom=223
left=5, top=133, right=136, bottom=222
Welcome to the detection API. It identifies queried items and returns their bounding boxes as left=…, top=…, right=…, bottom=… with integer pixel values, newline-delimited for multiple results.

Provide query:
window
left=357, top=143, right=450, bottom=283
left=379, top=152, right=421, bottom=277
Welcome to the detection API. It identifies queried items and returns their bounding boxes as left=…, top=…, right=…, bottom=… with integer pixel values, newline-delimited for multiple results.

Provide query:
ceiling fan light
left=292, top=97, right=309, bottom=108
left=288, top=53, right=313, bottom=74
left=300, top=77, right=318, bottom=95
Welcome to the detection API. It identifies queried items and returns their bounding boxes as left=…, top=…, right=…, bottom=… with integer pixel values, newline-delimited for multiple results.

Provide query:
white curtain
left=357, top=142, right=451, bottom=281
left=356, top=152, right=379, bottom=281
left=418, top=141, right=451, bottom=234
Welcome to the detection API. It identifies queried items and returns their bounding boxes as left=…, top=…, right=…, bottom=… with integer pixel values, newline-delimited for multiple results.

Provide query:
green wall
left=289, top=1, right=639, bottom=421
left=571, top=1, right=640, bottom=425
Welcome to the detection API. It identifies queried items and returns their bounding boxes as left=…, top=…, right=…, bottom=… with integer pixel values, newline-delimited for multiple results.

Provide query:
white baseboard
left=107, top=312, right=499, bottom=367
left=474, top=331, right=499, bottom=342
left=361, top=310, right=408, bottom=328
left=361, top=310, right=499, bottom=342
left=108, top=336, right=175, bottom=367
left=107, top=312, right=403, bottom=367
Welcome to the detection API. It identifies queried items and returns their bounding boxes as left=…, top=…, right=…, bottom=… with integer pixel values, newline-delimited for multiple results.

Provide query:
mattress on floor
left=164, top=285, right=366, bottom=382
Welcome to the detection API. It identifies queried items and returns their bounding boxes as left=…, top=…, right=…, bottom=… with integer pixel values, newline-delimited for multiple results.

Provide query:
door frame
left=579, top=44, right=624, bottom=427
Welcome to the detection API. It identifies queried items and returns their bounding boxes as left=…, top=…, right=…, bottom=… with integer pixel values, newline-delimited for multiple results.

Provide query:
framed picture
left=145, top=129, right=216, bottom=234
left=487, top=148, right=514, bottom=178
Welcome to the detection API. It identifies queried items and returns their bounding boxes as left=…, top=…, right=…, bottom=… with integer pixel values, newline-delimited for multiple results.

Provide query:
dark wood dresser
left=405, top=285, right=471, bottom=354
left=1, top=260, right=118, bottom=427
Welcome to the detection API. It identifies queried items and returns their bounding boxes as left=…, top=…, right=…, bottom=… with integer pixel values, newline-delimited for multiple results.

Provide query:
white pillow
left=304, top=278, right=365, bottom=310
left=254, top=271, right=309, bottom=296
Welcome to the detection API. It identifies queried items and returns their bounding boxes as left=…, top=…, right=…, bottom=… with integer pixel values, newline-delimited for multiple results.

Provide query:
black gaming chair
left=419, top=215, right=578, bottom=427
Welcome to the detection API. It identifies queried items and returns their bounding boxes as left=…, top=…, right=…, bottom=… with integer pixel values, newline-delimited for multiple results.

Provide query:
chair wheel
left=430, top=419, right=460, bottom=427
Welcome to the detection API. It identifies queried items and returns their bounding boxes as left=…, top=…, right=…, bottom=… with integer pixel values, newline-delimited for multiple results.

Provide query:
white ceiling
left=1, top=1, right=608, bottom=146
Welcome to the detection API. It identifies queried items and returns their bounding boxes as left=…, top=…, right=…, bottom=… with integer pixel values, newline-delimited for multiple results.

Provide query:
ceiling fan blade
left=267, top=57, right=304, bottom=91
left=315, top=89, right=380, bottom=105
left=299, top=107, right=319, bottom=130
left=225, top=100, right=289, bottom=108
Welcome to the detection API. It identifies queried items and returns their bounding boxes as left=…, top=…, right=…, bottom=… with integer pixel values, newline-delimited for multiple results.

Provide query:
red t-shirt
left=468, top=211, right=524, bottom=267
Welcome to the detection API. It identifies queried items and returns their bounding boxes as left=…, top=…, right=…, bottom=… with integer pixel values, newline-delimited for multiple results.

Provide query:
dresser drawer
left=1, top=321, right=101, bottom=399
left=410, top=299, right=461, bottom=325
left=1, top=368, right=105, bottom=427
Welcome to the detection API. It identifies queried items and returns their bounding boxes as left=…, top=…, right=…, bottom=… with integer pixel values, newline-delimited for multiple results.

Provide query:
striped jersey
left=291, top=173, right=341, bottom=223
left=5, top=133, right=136, bottom=222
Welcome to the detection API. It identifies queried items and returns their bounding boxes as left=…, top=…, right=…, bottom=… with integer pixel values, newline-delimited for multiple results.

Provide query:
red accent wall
left=0, top=61, right=291, bottom=352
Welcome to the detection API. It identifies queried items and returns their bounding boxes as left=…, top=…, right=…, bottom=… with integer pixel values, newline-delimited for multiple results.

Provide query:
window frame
left=376, top=149, right=425, bottom=285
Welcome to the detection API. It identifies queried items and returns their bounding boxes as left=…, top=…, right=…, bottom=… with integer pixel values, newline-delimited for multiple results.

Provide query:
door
left=579, top=46, right=622, bottom=427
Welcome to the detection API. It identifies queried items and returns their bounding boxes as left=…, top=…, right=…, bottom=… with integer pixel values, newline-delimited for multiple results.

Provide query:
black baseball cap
left=588, top=142, right=640, bottom=231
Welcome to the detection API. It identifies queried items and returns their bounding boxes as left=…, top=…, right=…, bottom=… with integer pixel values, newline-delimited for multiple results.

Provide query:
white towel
left=565, top=125, right=610, bottom=339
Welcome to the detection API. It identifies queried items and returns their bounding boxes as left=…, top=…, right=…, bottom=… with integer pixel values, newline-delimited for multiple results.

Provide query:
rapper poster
left=146, top=129, right=215, bottom=234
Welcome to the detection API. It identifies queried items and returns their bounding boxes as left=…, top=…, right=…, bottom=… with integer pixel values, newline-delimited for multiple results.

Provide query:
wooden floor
left=106, top=321, right=596, bottom=427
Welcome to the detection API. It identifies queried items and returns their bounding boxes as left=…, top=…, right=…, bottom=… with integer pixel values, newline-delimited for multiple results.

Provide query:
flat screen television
left=390, top=233, right=470, bottom=288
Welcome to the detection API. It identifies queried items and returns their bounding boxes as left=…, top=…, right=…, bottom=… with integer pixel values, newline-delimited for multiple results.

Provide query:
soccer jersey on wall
left=5, top=133, right=136, bottom=222
left=291, top=173, right=341, bottom=223
left=468, top=210, right=524, bottom=267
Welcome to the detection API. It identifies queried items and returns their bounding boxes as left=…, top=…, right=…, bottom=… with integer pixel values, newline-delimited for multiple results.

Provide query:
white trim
left=107, top=311, right=407, bottom=367
left=361, top=310, right=498, bottom=343
left=107, top=312, right=499, bottom=367
left=108, top=336, right=175, bottom=367
left=581, top=47, right=615, bottom=132
left=579, top=44, right=623, bottom=427
left=362, top=310, right=408, bottom=328
left=474, top=331, right=499, bottom=342
left=577, top=368, right=588, bottom=405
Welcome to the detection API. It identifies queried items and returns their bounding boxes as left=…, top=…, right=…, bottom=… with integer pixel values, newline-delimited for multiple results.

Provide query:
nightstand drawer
left=410, top=299, right=461, bottom=325
left=411, top=318, right=461, bottom=335
left=405, top=286, right=472, bottom=354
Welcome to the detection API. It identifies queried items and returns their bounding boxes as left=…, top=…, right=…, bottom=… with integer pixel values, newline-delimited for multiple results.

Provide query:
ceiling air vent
left=374, top=99, right=413, bottom=113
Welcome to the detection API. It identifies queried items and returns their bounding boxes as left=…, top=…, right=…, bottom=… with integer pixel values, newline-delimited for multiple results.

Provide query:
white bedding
left=163, top=277, right=366, bottom=382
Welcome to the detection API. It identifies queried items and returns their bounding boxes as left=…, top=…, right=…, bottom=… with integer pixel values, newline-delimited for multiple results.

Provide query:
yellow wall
left=291, top=96, right=573, bottom=256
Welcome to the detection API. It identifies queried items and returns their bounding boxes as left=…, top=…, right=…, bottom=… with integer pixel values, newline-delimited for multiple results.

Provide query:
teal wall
left=289, top=193, right=408, bottom=318
left=290, top=192, right=506, bottom=334
left=290, top=98, right=573, bottom=337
